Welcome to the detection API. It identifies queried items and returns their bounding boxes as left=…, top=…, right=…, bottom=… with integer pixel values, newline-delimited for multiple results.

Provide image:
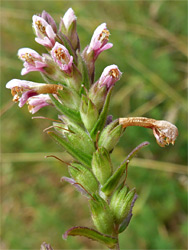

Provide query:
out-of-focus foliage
left=1, top=1, right=187, bottom=249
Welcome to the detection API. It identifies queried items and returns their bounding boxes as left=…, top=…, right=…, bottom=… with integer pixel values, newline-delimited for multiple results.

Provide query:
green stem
left=114, top=241, right=120, bottom=250
left=111, top=225, right=120, bottom=250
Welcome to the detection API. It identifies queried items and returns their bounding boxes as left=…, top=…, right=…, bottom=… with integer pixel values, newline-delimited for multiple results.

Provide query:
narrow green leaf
left=47, top=132, right=92, bottom=168
left=101, top=142, right=149, bottom=195
left=63, top=226, right=118, bottom=249
left=50, top=94, right=81, bottom=123
left=101, top=160, right=127, bottom=196
left=90, top=87, right=113, bottom=140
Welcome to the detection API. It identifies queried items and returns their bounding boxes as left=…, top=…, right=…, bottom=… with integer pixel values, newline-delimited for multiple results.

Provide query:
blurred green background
left=1, top=1, right=187, bottom=249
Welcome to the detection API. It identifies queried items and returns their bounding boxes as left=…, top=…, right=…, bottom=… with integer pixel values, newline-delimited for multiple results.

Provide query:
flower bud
left=98, top=119, right=124, bottom=152
left=80, top=95, right=99, bottom=132
left=89, top=194, right=115, bottom=235
left=88, top=84, right=107, bottom=111
left=69, top=163, right=99, bottom=194
left=60, top=8, right=80, bottom=50
left=110, top=185, right=137, bottom=224
left=92, top=147, right=112, bottom=185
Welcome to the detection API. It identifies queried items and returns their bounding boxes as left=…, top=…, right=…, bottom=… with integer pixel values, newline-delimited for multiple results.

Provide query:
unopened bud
left=60, top=8, right=80, bottom=50
left=110, top=186, right=137, bottom=224
left=80, top=95, right=99, bottom=132
left=69, top=163, right=99, bottom=194
left=89, top=194, right=115, bottom=235
left=98, top=119, right=124, bottom=152
left=88, top=83, right=107, bottom=111
left=92, top=147, right=112, bottom=185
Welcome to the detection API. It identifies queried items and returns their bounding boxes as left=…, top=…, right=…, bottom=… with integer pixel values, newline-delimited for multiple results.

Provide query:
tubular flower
left=27, top=94, right=51, bottom=114
left=32, top=15, right=56, bottom=48
left=87, top=23, right=113, bottom=60
left=18, top=48, right=47, bottom=75
left=119, top=117, right=178, bottom=147
left=51, top=42, right=73, bottom=75
left=6, top=79, right=63, bottom=108
left=98, top=65, right=122, bottom=89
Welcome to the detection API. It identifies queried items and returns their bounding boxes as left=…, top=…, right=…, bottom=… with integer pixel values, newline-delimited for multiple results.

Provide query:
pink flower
left=51, top=42, right=73, bottom=75
left=32, top=15, right=56, bottom=48
left=87, top=23, right=113, bottom=60
left=18, top=48, right=47, bottom=75
left=99, top=65, right=122, bottom=89
left=6, top=79, right=63, bottom=108
left=27, top=94, right=51, bottom=114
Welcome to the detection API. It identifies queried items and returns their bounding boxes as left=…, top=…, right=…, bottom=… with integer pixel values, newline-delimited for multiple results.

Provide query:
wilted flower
left=98, top=65, right=122, bottom=89
left=32, top=15, right=56, bottom=48
left=18, top=48, right=47, bottom=75
left=6, top=79, right=63, bottom=108
left=119, top=117, right=178, bottom=147
left=152, top=120, right=178, bottom=147
left=86, top=23, right=113, bottom=60
left=27, top=94, right=51, bottom=114
left=51, top=42, right=73, bottom=75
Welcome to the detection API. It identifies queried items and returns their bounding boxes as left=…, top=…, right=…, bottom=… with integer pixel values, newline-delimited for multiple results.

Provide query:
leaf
left=63, top=226, right=118, bottom=249
left=47, top=131, right=92, bottom=168
left=101, top=142, right=149, bottom=195
left=90, top=87, right=113, bottom=140
left=50, top=94, right=81, bottom=123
